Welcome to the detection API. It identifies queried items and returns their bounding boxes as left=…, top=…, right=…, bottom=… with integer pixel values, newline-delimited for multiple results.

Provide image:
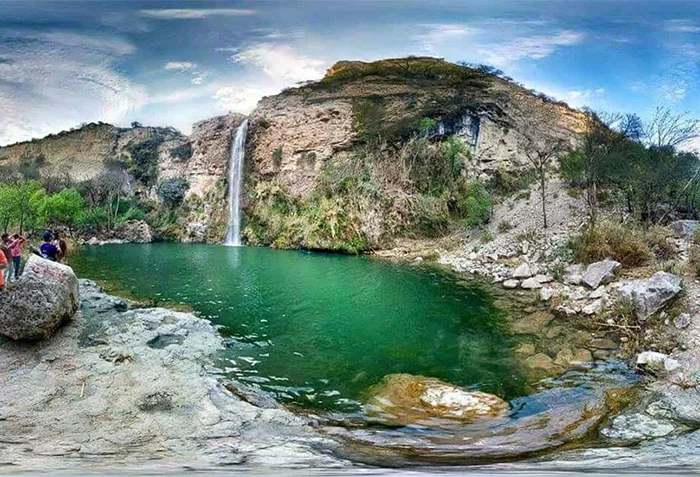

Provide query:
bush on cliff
left=157, top=177, right=190, bottom=208
left=244, top=132, right=491, bottom=252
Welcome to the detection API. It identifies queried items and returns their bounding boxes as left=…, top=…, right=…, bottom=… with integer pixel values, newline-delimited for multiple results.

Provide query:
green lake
left=71, top=244, right=526, bottom=412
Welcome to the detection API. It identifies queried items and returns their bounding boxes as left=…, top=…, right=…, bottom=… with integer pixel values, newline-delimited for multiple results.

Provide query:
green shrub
left=117, top=206, right=146, bottom=224
left=272, top=148, right=283, bottom=169
left=498, top=221, right=514, bottom=233
left=414, top=194, right=450, bottom=236
left=455, top=182, right=492, bottom=227
left=487, top=167, right=537, bottom=196
left=170, top=142, right=193, bottom=161
left=157, top=177, right=189, bottom=208
left=689, top=245, right=700, bottom=277
left=76, top=207, right=108, bottom=233
left=126, top=138, right=163, bottom=186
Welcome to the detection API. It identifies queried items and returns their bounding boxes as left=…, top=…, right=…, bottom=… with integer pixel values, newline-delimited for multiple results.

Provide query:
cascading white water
left=224, top=119, right=249, bottom=246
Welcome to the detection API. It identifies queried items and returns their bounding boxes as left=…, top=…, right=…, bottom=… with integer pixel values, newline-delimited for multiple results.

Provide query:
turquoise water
left=71, top=244, right=525, bottom=412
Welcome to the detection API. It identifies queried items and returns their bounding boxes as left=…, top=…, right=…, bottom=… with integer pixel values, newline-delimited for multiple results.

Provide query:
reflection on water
left=71, top=244, right=526, bottom=412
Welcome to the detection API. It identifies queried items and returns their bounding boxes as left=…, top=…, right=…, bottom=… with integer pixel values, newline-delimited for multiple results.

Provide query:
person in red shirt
left=8, top=234, right=25, bottom=280
left=0, top=246, right=7, bottom=290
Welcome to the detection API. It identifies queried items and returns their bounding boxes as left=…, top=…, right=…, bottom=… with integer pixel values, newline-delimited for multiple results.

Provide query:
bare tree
left=523, top=133, right=568, bottom=229
left=644, top=107, right=700, bottom=149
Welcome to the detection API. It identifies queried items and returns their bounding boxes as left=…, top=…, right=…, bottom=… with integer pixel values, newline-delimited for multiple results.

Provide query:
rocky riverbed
left=0, top=280, right=345, bottom=472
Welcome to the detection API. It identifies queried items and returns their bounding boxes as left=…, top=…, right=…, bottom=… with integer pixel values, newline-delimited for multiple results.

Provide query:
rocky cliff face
left=242, top=57, right=588, bottom=251
left=0, top=114, right=246, bottom=243
left=0, top=57, right=589, bottom=250
left=248, top=58, right=586, bottom=194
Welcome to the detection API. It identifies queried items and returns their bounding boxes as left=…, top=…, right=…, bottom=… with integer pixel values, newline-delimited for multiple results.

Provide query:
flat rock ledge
left=0, top=280, right=343, bottom=472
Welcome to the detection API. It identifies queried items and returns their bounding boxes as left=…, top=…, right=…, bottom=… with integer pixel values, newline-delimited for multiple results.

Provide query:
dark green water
left=71, top=244, right=526, bottom=412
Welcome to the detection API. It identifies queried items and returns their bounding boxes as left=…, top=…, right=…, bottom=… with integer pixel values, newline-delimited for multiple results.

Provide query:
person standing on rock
left=1, top=234, right=12, bottom=283
left=8, top=234, right=25, bottom=280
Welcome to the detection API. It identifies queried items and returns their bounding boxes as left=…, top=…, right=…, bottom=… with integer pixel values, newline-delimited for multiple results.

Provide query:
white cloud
left=214, top=85, right=278, bottom=113
left=477, top=31, right=584, bottom=67
left=164, top=61, right=197, bottom=71
left=414, top=24, right=477, bottom=54
left=231, top=44, right=326, bottom=82
left=665, top=20, right=700, bottom=33
left=139, top=9, right=256, bottom=20
left=527, top=83, right=606, bottom=108
left=0, top=30, right=145, bottom=145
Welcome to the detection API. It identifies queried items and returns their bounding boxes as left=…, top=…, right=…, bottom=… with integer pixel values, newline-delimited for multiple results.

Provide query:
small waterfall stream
left=224, top=119, right=249, bottom=246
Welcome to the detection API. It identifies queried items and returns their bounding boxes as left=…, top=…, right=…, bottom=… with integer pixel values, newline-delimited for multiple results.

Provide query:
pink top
left=9, top=238, right=23, bottom=257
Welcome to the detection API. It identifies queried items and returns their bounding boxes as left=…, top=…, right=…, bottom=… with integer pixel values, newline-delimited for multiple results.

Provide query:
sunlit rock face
left=247, top=57, right=587, bottom=197
left=364, top=373, right=510, bottom=426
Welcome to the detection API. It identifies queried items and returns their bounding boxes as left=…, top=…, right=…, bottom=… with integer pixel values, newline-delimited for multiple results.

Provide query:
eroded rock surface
left=0, top=280, right=342, bottom=471
left=618, top=272, right=682, bottom=321
left=582, top=259, right=621, bottom=289
left=0, top=256, right=79, bottom=340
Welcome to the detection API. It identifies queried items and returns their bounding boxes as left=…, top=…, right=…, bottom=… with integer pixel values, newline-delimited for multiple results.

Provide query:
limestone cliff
left=243, top=57, right=588, bottom=251
left=0, top=57, right=589, bottom=250
left=0, top=114, right=246, bottom=243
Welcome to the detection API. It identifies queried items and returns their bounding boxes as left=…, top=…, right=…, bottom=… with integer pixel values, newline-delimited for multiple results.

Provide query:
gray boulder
left=0, top=255, right=79, bottom=340
left=618, top=272, right=683, bottom=321
left=670, top=220, right=699, bottom=240
left=113, top=220, right=152, bottom=243
left=512, top=262, right=533, bottom=279
left=582, top=259, right=621, bottom=289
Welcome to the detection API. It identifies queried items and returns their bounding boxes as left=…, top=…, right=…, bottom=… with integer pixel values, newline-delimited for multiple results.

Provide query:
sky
left=0, top=0, right=698, bottom=147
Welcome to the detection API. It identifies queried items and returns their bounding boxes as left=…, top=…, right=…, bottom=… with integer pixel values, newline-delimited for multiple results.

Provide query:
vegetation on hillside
left=245, top=119, right=493, bottom=253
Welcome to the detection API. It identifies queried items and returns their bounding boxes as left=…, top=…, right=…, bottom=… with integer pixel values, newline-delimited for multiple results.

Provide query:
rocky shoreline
left=0, top=280, right=345, bottom=472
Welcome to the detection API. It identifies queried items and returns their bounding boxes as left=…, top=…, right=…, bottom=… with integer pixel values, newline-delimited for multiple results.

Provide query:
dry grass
left=568, top=220, right=677, bottom=268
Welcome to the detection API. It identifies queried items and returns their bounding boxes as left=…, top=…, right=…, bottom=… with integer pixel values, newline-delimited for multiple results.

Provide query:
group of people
left=1, top=233, right=25, bottom=289
left=39, top=231, right=68, bottom=262
left=0, top=231, right=68, bottom=290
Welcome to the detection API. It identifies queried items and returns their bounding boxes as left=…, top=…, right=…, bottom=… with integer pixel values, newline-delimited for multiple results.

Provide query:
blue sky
left=0, top=0, right=698, bottom=148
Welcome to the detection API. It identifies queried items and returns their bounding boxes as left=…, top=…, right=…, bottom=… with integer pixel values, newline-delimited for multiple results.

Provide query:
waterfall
left=224, top=119, right=249, bottom=246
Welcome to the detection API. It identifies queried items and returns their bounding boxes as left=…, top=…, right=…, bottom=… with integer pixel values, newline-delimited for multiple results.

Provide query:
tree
left=644, top=107, right=700, bottom=149
left=78, top=169, right=129, bottom=230
left=521, top=108, right=569, bottom=229
left=38, top=189, right=84, bottom=235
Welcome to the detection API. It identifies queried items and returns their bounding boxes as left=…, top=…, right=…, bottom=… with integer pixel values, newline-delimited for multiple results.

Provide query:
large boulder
left=582, top=259, right=621, bottom=289
left=618, top=272, right=683, bottom=321
left=670, top=220, right=699, bottom=240
left=364, top=373, right=509, bottom=426
left=113, top=220, right=153, bottom=243
left=0, top=255, right=79, bottom=340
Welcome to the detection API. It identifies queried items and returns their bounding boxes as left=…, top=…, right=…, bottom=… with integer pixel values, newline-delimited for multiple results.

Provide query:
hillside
left=0, top=57, right=588, bottom=249
left=243, top=57, right=588, bottom=251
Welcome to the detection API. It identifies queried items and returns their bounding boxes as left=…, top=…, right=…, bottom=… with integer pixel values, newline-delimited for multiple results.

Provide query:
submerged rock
left=601, top=413, right=676, bottom=442
left=618, top=272, right=682, bottom=321
left=0, top=255, right=79, bottom=340
left=582, top=259, right=621, bottom=289
left=364, top=374, right=509, bottom=426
